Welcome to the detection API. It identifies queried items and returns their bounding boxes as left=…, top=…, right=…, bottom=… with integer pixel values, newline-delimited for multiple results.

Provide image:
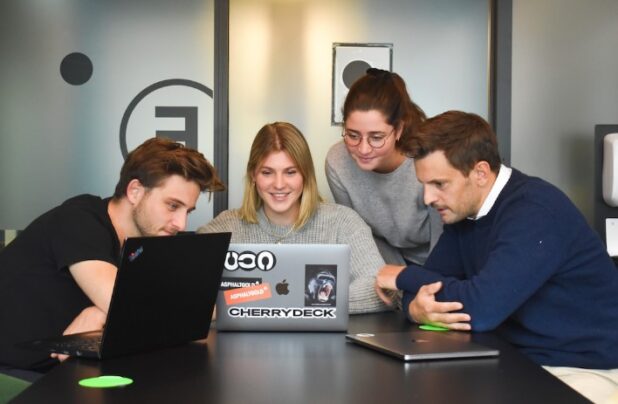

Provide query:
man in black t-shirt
left=0, top=138, right=225, bottom=376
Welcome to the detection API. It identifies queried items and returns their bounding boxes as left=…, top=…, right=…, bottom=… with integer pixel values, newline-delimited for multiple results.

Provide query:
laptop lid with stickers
left=215, top=243, right=350, bottom=331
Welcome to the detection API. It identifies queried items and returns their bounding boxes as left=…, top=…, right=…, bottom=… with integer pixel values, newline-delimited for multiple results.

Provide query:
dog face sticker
left=305, top=265, right=337, bottom=307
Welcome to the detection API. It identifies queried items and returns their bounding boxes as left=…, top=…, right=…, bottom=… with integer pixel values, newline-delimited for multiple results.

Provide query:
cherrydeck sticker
left=224, top=283, right=272, bottom=305
left=228, top=307, right=337, bottom=319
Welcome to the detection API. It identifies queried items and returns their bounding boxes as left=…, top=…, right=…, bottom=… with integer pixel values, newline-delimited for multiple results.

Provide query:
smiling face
left=415, top=151, right=488, bottom=224
left=343, top=109, right=404, bottom=173
left=253, top=150, right=304, bottom=226
left=130, top=174, right=200, bottom=236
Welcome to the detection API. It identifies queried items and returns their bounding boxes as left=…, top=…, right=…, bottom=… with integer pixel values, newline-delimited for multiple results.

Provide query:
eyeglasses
left=341, top=128, right=395, bottom=149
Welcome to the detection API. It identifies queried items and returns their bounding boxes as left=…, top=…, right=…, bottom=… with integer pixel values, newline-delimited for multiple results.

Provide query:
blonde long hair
left=239, top=122, right=322, bottom=229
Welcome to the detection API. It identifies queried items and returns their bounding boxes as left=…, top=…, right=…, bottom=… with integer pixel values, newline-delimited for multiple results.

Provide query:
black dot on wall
left=60, top=52, right=93, bottom=85
left=342, top=60, right=371, bottom=89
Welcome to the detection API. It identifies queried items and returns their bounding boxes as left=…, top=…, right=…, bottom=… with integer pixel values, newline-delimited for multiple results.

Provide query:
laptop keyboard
left=54, top=334, right=102, bottom=353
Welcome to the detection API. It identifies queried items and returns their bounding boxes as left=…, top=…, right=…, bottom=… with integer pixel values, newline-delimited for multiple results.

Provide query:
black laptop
left=19, top=232, right=231, bottom=359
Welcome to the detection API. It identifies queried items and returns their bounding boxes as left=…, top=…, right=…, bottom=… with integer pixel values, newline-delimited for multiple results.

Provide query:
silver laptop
left=215, top=243, right=350, bottom=331
left=346, top=329, right=499, bottom=361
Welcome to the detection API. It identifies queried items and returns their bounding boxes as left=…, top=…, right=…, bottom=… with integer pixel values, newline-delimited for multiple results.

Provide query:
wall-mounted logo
left=224, top=250, right=277, bottom=272
left=119, top=79, right=214, bottom=158
left=59, top=55, right=213, bottom=158
left=60, top=52, right=93, bottom=85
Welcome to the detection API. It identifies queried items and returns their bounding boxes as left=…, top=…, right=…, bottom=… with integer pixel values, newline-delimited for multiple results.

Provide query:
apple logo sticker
left=275, top=280, right=289, bottom=295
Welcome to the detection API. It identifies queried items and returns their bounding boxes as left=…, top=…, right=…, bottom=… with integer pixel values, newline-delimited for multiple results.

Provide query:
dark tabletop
left=12, top=312, right=589, bottom=404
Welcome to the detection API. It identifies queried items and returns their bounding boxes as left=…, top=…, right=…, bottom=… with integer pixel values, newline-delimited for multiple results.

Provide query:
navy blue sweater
left=397, top=169, right=618, bottom=368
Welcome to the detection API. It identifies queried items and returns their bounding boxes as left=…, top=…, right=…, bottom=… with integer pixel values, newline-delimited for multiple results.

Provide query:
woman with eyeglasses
left=325, top=69, right=442, bottom=267
left=199, top=122, right=388, bottom=313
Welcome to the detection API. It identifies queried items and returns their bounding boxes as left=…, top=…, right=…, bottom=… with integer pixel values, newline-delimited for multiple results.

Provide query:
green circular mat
left=79, top=375, right=133, bottom=388
left=419, top=324, right=449, bottom=332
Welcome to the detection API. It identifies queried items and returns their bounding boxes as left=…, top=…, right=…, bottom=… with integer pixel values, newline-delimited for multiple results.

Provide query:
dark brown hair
left=402, top=110, right=501, bottom=175
left=113, top=137, right=225, bottom=198
left=342, top=68, right=426, bottom=148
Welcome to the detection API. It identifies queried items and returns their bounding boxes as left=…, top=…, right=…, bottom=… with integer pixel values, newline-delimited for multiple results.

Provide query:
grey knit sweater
left=326, top=141, right=442, bottom=265
left=197, top=203, right=388, bottom=314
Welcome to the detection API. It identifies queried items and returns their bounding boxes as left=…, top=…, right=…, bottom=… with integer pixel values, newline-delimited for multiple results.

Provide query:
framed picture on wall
left=331, top=43, right=393, bottom=125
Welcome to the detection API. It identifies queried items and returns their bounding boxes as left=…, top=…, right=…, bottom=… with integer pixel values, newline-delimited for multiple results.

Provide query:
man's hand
left=375, top=265, right=406, bottom=305
left=51, top=305, right=107, bottom=362
left=409, top=281, right=471, bottom=331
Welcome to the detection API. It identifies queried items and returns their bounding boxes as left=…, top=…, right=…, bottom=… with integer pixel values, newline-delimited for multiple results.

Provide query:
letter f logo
left=155, top=106, right=197, bottom=149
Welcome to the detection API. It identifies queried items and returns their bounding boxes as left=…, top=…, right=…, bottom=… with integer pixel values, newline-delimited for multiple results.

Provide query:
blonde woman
left=199, top=122, right=387, bottom=313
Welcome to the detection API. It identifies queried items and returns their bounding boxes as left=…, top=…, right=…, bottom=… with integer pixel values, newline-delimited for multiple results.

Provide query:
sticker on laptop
left=305, top=265, right=337, bottom=307
left=224, top=250, right=276, bottom=272
left=223, top=283, right=272, bottom=305
left=219, top=277, right=262, bottom=291
left=128, top=246, right=143, bottom=262
left=227, top=307, right=337, bottom=319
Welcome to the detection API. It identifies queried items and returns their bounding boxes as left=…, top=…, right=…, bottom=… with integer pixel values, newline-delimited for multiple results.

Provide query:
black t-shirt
left=0, top=194, right=120, bottom=370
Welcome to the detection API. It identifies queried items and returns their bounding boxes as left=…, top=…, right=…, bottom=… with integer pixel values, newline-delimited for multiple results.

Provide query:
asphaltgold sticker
left=224, top=283, right=272, bottom=305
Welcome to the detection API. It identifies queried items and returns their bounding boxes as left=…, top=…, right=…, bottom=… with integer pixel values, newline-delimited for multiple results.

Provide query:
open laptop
left=346, top=329, right=499, bottom=361
left=19, top=232, right=231, bottom=359
left=215, top=243, right=350, bottom=331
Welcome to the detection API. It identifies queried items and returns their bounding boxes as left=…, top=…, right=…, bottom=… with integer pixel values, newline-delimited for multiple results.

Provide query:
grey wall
left=511, top=0, right=618, bottom=222
left=2, top=0, right=615, bottom=233
left=0, top=0, right=490, bottom=230
left=0, top=0, right=217, bottom=230
left=228, top=0, right=490, bottom=208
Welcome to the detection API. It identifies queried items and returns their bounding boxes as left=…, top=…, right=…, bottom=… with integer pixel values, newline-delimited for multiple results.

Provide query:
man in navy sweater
left=376, top=111, right=618, bottom=402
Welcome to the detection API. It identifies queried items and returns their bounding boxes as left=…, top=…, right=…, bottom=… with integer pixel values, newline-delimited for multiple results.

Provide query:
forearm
left=396, top=264, right=444, bottom=294
left=69, top=260, right=117, bottom=313
left=349, top=276, right=389, bottom=314
left=401, top=291, right=416, bottom=322
left=348, top=243, right=389, bottom=314
left=63, top=305, right=107, bottom=335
